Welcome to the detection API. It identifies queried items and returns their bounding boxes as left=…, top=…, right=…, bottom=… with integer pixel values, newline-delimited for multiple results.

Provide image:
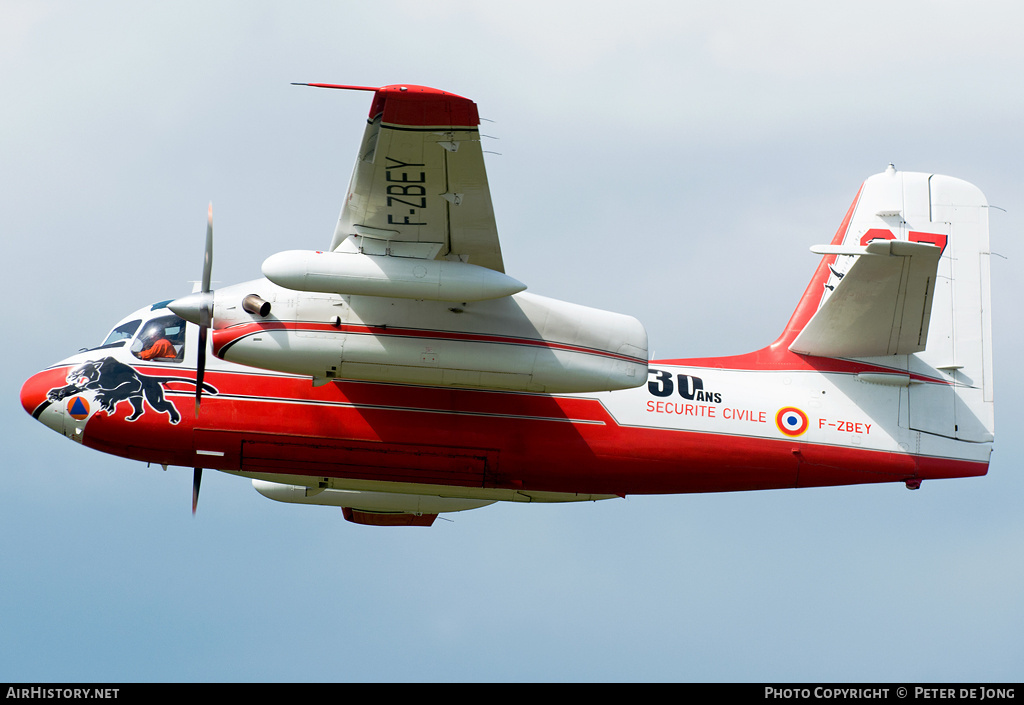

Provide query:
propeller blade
left=195, top=203, right=213, bottom=416
left=195, top=323, right=207, bottom=417
left=192, top=208, right=212, bottom=508
left=202, top=203, right=213, bottom=295
left=192, top=467, right=202, bottom=515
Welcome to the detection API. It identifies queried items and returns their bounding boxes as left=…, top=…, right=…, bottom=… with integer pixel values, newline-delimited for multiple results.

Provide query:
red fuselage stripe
left=212, top=320, right=647, bottom=364
left=50, top=363, right=987, bottom=497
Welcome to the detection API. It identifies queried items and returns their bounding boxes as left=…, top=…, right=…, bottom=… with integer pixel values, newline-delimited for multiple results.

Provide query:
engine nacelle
left=211, top=280, right=649, bottom=394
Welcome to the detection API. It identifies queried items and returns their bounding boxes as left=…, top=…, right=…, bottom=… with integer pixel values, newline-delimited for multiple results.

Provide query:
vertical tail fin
left=786, top=167, right=994, bottom=443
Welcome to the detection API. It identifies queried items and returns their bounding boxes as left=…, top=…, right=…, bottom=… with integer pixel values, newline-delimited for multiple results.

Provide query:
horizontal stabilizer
left=790, top=240, right=942, bottom=358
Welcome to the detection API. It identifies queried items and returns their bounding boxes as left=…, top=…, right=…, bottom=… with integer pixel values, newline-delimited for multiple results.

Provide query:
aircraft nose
left=20, top=368, right=68, bottom=435
left=20, top=371, right=50, bottom=417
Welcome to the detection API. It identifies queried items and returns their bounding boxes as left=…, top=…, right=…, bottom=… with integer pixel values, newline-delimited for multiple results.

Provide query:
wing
left=321, top=84, right=504, bottom=272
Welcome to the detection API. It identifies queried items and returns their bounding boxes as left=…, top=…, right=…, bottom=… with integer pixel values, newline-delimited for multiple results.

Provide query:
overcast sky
left=3, top=1, right=1023, bottom=682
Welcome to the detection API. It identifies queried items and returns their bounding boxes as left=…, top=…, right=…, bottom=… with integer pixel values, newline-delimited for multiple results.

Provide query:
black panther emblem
left=47, top=357, right=217, bottom=425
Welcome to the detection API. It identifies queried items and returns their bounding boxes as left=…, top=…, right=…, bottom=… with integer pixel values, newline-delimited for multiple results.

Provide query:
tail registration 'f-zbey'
left=20, top=85, right=995, bottom=526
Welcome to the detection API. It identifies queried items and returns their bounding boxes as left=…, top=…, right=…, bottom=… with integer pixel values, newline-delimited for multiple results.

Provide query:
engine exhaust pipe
left=241, top=294, right=271, bottom=317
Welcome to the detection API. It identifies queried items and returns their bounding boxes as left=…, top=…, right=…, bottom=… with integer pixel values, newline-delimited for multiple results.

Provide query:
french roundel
left=775, top=407, right=809, bottom=437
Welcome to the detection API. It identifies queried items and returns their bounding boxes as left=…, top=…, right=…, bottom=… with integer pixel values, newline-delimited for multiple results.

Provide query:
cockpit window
left=131, top=314, right=187, bottom=362
left=99, top=319, right=142, bottom=348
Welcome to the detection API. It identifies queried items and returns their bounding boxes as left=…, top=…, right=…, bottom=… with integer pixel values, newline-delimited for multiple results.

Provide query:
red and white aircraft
left=20, top=84, right=995, bottom=526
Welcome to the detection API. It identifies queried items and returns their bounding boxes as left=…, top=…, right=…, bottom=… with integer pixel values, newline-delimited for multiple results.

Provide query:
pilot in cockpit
left=137, top=324, right=177, bottom=361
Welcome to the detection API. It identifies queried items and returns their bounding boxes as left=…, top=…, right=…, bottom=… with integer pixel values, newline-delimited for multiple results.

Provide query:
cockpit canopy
left=94, top=301, right=187, bottom=362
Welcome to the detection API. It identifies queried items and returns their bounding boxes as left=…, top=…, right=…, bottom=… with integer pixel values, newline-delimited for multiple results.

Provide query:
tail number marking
left=859, top=229, right=948, bottom=254
left=818, top=418, right=872, bottom=434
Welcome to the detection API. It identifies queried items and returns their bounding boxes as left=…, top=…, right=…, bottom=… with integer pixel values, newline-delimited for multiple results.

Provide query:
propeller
left=168, top=204, right=215, bottom=515
left=168, top=204, right=215, bottom=414
left=195, top=203, right=213, bottom=417
left=193, top=468, right=203, bottom=516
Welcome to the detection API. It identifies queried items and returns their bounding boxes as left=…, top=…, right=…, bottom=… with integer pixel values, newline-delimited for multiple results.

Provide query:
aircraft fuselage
left=21, top=304, right=988, bottom=506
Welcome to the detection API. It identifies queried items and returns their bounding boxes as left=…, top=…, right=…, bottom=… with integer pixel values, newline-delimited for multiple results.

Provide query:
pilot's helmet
left=141, top=324, right=166, bottom=344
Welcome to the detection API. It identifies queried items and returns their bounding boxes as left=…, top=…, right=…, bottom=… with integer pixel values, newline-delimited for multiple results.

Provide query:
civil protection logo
left=67, top=396, right=90, bottom=421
